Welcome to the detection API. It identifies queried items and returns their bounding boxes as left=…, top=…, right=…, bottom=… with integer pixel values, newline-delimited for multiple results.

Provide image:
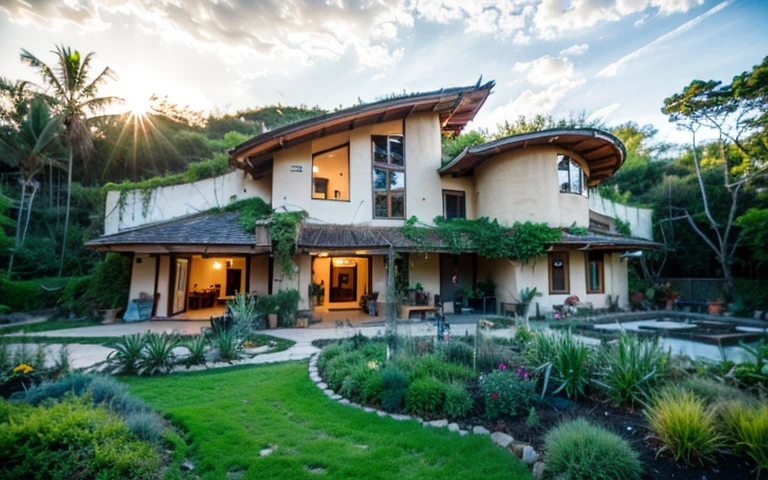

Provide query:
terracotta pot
left=268, top=313, right=278, bottom=329
left=708, top=301, right=724, bottom=315
left=665, top=299, right=675, bottom=310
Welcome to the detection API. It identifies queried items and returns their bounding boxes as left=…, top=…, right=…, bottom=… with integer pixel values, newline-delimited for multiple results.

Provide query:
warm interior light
left=318, top=252, right=329, bottom=257
left=355, top=250, right=368, bottom=255
left=333, top=258, right=356, bottom=267
left=212, top=261, right=222, bottom=270
left=313, top=165, right=319, bottom=173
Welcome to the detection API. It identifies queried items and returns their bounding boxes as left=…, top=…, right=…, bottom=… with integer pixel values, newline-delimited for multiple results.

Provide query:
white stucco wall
left=104, top=170, right=272, bottom=234
left=129, top=254, right=156, bottom=300
left=589, top=191, right=654, bottom=240
left=408, top=253, right=440, bottom=296
left=249, top=255, right=270, bottom=296
left=271, top=114, right=443, bottom=226
left=474, top=147, right=590, bottom=228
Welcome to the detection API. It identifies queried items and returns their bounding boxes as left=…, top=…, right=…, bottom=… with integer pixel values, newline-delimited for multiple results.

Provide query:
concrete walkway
left=13, top=319, right=515, bottom=371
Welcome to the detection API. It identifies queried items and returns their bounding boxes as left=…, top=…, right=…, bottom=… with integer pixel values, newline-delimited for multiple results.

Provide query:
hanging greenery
left=401, top=216, right=562, bottom=265
left=269, top=211, right=307, bottom=278
left=209, top=197, right=272, bottom=232
left=565, top=222, right=590, bottom=236
left=614, top=217, right=632, bottom=237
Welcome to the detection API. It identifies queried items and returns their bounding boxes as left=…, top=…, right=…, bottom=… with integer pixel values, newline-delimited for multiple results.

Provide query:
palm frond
left=20, top=48, right=65, bottom=98
left=81, top=65, right=118, bottom=99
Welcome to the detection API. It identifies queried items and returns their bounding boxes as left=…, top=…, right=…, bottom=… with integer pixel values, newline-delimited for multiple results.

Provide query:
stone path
left=10, top=319, right=515, bottom=371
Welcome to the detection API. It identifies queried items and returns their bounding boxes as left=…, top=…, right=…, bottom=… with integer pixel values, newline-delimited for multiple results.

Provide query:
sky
left=0, top=0, right=767, bottom=144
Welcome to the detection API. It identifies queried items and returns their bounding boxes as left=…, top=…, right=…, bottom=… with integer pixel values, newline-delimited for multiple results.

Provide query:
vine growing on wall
left=401, top=216, right=562, bottom=265
left=565, top=222, right=590, bottom=236
left=615, top=217, right=632, bottom=237
left=269, top=211, right=307, bottom=278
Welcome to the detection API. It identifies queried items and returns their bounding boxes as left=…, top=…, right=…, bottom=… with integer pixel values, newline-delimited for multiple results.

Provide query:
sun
left=123, top=92, right=153, bottom=118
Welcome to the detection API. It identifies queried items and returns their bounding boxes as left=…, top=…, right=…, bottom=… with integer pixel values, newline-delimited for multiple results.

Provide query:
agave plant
left=107, top=333, right=146, bottom=375
left=526, top=330, right=593, bottom=400
left=184, top=335, right=207, bottom=366
left=215, top=329, right=240, bottom=362
left=137, top=333, right=179, bottom=376
left=516, top=287, right=542, bottom=328
left=226, top=293, right=257, bottom=339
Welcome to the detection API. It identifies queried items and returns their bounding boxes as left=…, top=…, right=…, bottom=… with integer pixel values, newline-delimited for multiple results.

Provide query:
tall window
left=372, top=135, right=405, bottom=218
left=312, top=144, right=349, bottom=201
left=586, top=251, right=604, bottom=294
left=557, top=155, right=587, bottom=196
left=443, top=190, right=466, bottom=219
left=549, top=252, right=570, bottom=294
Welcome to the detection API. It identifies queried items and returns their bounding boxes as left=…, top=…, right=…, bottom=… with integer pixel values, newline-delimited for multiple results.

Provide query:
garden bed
left=315, top=327, right=767, bottom=480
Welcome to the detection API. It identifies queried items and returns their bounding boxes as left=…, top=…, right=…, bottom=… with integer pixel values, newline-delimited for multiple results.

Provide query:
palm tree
left=0, top=97, right=65, bottom=275
left=20, top=45, right=120, bottom=276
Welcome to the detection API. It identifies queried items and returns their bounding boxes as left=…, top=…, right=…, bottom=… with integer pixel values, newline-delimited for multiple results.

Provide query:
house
left=86, top=81, right=659, bottom=320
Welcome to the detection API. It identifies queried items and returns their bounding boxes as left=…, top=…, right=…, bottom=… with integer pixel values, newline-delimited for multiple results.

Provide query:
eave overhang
left=438, top=128, right=626, bottom=186
left=229, top=80, right=495, bottom=179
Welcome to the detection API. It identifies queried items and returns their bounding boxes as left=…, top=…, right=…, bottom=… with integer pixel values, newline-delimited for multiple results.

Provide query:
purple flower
left=499, top=363, right=507, bottom=370
left=491, top=393, right=499, bottom=399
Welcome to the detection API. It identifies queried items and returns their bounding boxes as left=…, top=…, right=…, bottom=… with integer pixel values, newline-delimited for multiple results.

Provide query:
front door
left=172, top=258, right=189, bottom=315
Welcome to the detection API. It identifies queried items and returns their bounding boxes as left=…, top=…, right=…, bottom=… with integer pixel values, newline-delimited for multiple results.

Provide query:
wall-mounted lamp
left=313, top=165, right=319, bottom=173
left=213, top=261, right=222, bottom=270
left=355, top=250, right=368, bottom=255
left=318, top=252, right=329, bottom=257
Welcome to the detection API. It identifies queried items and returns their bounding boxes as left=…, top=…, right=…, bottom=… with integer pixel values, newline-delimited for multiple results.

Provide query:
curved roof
left=230, top=80, right=495, bottom=179
left=438, top=128, right=626, bottom=186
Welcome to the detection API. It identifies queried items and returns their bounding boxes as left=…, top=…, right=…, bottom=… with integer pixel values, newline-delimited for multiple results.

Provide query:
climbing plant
left=402, top=216, right=561, bottom=265
left=615, top=217, right=632, bottom=237
left=269, top=211, right=307, bottom=278
left=565, top=222, right=590, bottom=236
left=211, top=197, right=272, bottom=232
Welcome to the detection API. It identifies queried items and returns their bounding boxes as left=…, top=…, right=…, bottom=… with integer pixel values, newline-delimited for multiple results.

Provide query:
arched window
left=557, top=155, right=587, bottom=196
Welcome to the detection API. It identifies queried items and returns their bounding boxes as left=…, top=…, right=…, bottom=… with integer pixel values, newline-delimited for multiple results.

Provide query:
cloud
left=532, top=0, right=705, bottom=39
left=587, top=102, right=621, bottom=122
left=487, top=78, right=587, bottom=126
left=559, top=44, right=589, bottom=56
left=597, top=0, right=731, bottom=77
left=514, top=55, right=575, bottom=85
left=0, top=0, right=413, bottom=71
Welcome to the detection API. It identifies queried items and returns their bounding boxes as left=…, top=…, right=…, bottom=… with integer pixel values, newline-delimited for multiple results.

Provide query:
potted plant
left=257, top=295, right=279, bottom=329
left=708, top=297, right=725, bottom=315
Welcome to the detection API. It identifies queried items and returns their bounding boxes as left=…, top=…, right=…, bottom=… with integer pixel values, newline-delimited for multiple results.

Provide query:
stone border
left=307, top=353, right=545, bottom=478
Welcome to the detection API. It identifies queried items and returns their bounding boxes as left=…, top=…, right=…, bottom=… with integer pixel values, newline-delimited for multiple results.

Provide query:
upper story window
left=372, top=135, right=405, bottom=218
left=312, top=144, right=349, bottom=201
left=443, top=190, right=466, bottom=219
left=558, top=155, right=588, bottom=196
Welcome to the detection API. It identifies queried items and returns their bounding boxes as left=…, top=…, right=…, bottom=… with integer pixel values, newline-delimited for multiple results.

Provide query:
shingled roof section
left=296, top=224, right=660, bottom=253
left=85, top=211, right=261, bottom=252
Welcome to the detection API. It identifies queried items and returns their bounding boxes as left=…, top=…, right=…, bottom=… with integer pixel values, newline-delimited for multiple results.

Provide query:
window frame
left=548, top=252, right=570, bottom=294
left=585, top=251, right=605, bottom=294
left=442, top=189, right=466, bottom=219
left=371, top=134, right=406, bottom=219
left=311, top=142, right=351, bottom=202
left=557, top=154, right=589, bottom=197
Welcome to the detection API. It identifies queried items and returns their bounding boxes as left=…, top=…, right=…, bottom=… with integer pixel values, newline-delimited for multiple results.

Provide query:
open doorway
left=312, top=256, right=370, bottom=310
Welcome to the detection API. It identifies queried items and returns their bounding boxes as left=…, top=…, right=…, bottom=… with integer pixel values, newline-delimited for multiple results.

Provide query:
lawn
left=122, top=362, right=532, bottom=480
left=0, top=319, right=101, bottom=334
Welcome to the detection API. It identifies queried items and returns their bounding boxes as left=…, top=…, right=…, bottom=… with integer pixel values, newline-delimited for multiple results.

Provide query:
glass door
left=172, top=258, right=189, bottom=315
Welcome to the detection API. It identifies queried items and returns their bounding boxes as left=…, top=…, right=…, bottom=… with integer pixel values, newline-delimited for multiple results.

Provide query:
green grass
left=122, top=362, right=533, bottom=480
left=0, top=319, right=100, bottom=334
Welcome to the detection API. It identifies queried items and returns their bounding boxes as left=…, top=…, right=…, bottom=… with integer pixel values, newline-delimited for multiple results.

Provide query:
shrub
left=360, top=368, right=385, bottom=405
left=317, top=343, right=346, bottom=376
left=184, top=335, right=207, bottom=366
left=9, top=343, right=47, bottom=370
left=525, top=331, right=593, bottom=399
left=381, top=365, right=410, bottom=412
left=482, top=370, right=537, bottom=419
left=719, top=400, right=768, bottom=471
left=0, top=397, right=161, bottom=479
left=324, top=350, right=364, bottom=391
left=405, top=377, right=447, bottom=417
left=88, top=375, right=130, bottom=407
left=545, top=418, right=642, bottom=480
left=645, top=387, right=724, bottom=464
left=124, top=409, right=165, bottom=442
left=444, top=382, right=473, bottom=418
left=526, top=407, right=540, bottom=429
left=595, top=333, right=669, bottom=408
left=137, top=332, right=178, bottom=376
left=58, top=253, right=131, bottom=317
left=0, top=276, right=73, bottom=312
left=437, top=341, right=474, bottom=367
left=274, top=289, right=300, bottom=327
left=399, top=354, right=475, bottom=383
left=680, top=376, right=753, bottom=404
left=21, top=373, right=94, bottom=405
left=514, top=325, right=534, bottom=343
left=107, top=333, right=146, bottom=375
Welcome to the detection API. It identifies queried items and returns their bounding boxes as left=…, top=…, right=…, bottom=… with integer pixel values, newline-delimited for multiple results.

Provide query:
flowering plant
left=13, top=364, right=33, bottom=375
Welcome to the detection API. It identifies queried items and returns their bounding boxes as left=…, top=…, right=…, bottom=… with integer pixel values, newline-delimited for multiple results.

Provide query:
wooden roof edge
left=229, top=81, right=495, bottom=161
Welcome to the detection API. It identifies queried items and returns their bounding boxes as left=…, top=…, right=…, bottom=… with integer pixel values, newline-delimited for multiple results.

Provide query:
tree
left=661, top=58, right=768, bottom=289
left=20, top=45, right=120, bottom=276
left=0, top=97, right=65, bottom=275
